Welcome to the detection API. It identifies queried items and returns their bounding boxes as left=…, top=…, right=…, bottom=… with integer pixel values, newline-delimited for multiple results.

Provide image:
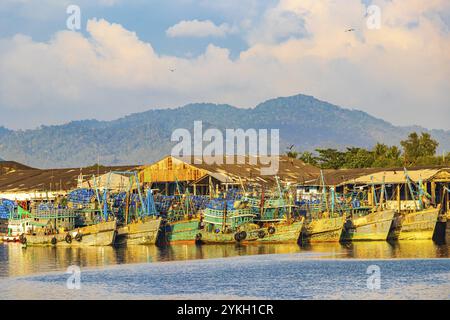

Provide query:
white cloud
left=0, top=0, right=449, bottom=130
left=166, top=19, right=236, bottom=38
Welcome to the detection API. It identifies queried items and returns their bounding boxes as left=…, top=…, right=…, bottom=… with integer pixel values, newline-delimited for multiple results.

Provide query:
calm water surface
left=0, top=241, right=449, bottom=299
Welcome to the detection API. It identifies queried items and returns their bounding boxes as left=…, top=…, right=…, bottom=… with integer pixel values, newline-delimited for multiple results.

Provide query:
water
left=0, top=241, right=449, bottom=299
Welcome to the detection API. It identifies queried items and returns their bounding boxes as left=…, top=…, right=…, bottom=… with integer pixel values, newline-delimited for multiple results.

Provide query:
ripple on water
left=0, top=253, right=449, bottom=300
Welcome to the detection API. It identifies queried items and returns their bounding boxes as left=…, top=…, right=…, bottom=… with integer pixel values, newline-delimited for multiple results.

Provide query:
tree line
left=286, top=132, right=450, bottom=169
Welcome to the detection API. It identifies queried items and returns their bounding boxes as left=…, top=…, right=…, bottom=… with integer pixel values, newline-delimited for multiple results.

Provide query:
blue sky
left=0, top=0, right=449, bottom=130
left=0, top=0, right=273, bottom=57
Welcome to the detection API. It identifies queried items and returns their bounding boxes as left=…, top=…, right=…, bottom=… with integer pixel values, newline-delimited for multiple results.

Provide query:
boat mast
left=275, top=176, right=285, bottom=220
left=320, top=170, right=329, bottom=213
left=132, top=171, right=146, bottom=217
left=222, top=197, right=227, bottom=233
left=403, top=168, right=418, bottom=212
left=370, top=176, right=378, bottom=210
left=330, top=186, right=335, bottom=216
left=378, top=176, right=385, bottom=211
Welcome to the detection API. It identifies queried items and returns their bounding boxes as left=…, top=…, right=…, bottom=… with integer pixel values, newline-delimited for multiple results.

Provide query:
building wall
left=139, top=156, right=208, bottom=184
left=0, top=191, right=66, bottom=201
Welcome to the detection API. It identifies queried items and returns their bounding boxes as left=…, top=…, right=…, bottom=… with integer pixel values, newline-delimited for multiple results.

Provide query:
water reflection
left=0, top=241, right=448, bottom=278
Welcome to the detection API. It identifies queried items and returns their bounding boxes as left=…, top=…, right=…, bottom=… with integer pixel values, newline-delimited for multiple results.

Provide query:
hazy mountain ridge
left=0, top=94, right=448, bottom=168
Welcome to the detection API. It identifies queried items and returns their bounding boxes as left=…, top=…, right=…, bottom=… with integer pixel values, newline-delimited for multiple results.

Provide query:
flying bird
left=169, top=68, right=176, bottom=72
left=287, top=144, right=295, bottom=150
left=345, top=28, right=355, bottom=32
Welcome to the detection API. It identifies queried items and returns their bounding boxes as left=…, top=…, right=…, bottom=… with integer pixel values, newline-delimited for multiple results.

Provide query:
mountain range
left=0, top=94, right=448, bottom=169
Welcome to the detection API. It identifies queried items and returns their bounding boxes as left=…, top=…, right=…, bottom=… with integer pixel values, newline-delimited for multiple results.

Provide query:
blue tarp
left=67, top=188, right=95, bottom=204
left=206, top=199, right=235, bottom=210
left=0, top=199, right=16, bottom=219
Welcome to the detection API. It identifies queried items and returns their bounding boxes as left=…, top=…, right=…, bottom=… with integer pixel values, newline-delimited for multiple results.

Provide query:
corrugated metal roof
left=0, top=165, right=138, bottom=192
left=179, top=155, right=321, bottom=185
left=347, top=168, right=450, bottom=185
left=81, top=172, right=136, bottom=191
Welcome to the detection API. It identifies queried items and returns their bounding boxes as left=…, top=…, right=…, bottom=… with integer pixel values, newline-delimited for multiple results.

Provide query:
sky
left=0, top=0, right=449, bottom=130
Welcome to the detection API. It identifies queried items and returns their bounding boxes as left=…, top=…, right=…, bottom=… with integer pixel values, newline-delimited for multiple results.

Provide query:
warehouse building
left=138, top=155, right=321, bottom=195
left=0, top=163, right=138, bottom=202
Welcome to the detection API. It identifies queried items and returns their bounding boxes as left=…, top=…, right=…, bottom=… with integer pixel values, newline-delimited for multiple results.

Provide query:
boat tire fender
left=258, top=230, right=266, bottom=239
left=20, top=236, right=27, bottom=245
left=75, top=233, right=82, bottom=242
left=65, top=234, right=72, bottom=244
left=344, top=220, right=354, bottom=230
left=268, top=226, right=276, bottom=235
left=51, top=237, right=57, bottom=245
left=240, top=231, right=247, bottom=240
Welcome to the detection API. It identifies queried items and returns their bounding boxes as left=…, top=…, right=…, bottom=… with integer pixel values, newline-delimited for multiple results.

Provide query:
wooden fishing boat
left=115, top=216, right=161, bottom=245
left=393, top=206, right=441, bottom=240
left=4, top=194, right=118, bottom=246
left=302, top=214, right=345, bottom=243
left=158, top=190, right=203, bottom=244
left=3, top=217, right=32, bottom=242
left=1, top=198, right=19, bottom=241
left=342, top=208, right=396, bottom=241
left=93, top=171, right=164, bottom=245
left=198, top=226, right=259, bottom=244
left=300, top=172, right=345, bottom=243
left=244, top=192, right=304, bottom=243
left=253, top=220, right=304, bottom=243
left=341, top=178, right=395, bottom=241
left=197, top=199, right=258, bottom=244
left=22, top=219, right=117, bottom=246
left=164, top=218, right=201, bottom=243
left=387, top=169, right=441, bottom=241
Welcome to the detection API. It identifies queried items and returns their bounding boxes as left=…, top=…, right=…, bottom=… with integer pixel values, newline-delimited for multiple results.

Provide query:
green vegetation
left=0, top=94, right=449, bottom=168
left=290, top=132, right=450, bottom=169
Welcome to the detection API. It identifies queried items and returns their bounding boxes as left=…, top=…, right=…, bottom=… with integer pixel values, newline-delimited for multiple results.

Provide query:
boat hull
left=23, top=220, right=117, bottom=246
left=198, top=220, right=304, bottom=244
left=253, top=220, right=304, bottom=243
left=198, top=228, right=258, bottom=244
left=397, top=207, right=440, bottom=240
left=115, top=217, right=161, bottom=245
left=302, top=216, right=345, bottom=243
left=165, top=219, right=200, bottom=243
left=446, top=219, right=450, bottom=243
left=342, top=209, right=395, bottom=241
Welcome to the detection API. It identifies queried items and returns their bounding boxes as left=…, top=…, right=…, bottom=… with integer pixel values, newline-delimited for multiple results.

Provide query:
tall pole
left=320, top=170, right=329, bottom=213
left=125, top=190, right=130, bottom=224
left=222, top=198, right=227, bottom=233
left=379, top=176, right=385, bottom=211
left=102, top=189, right=108, bottom=221
left=404, top=168, right=418, bottom=211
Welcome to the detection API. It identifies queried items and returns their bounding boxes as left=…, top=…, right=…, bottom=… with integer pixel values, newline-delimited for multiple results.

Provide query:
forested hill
left=0, top=94, right=448, bottom=168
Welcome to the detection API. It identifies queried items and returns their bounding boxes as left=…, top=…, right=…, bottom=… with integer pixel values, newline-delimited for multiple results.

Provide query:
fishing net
left=0, top=199, right=15, bottom=219
left=67, top=188, right=96, bottom=204
left=190, top=195, right=209, bottom=211
left=155, top=195, right=175, bottom=213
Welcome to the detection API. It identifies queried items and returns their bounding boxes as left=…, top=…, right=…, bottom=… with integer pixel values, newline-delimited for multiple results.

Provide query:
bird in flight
left=287, top=144, right=295, bottom=150
left=169, top=68, right=176, bottom=72
left=345, top=28, right=355, bottom=32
